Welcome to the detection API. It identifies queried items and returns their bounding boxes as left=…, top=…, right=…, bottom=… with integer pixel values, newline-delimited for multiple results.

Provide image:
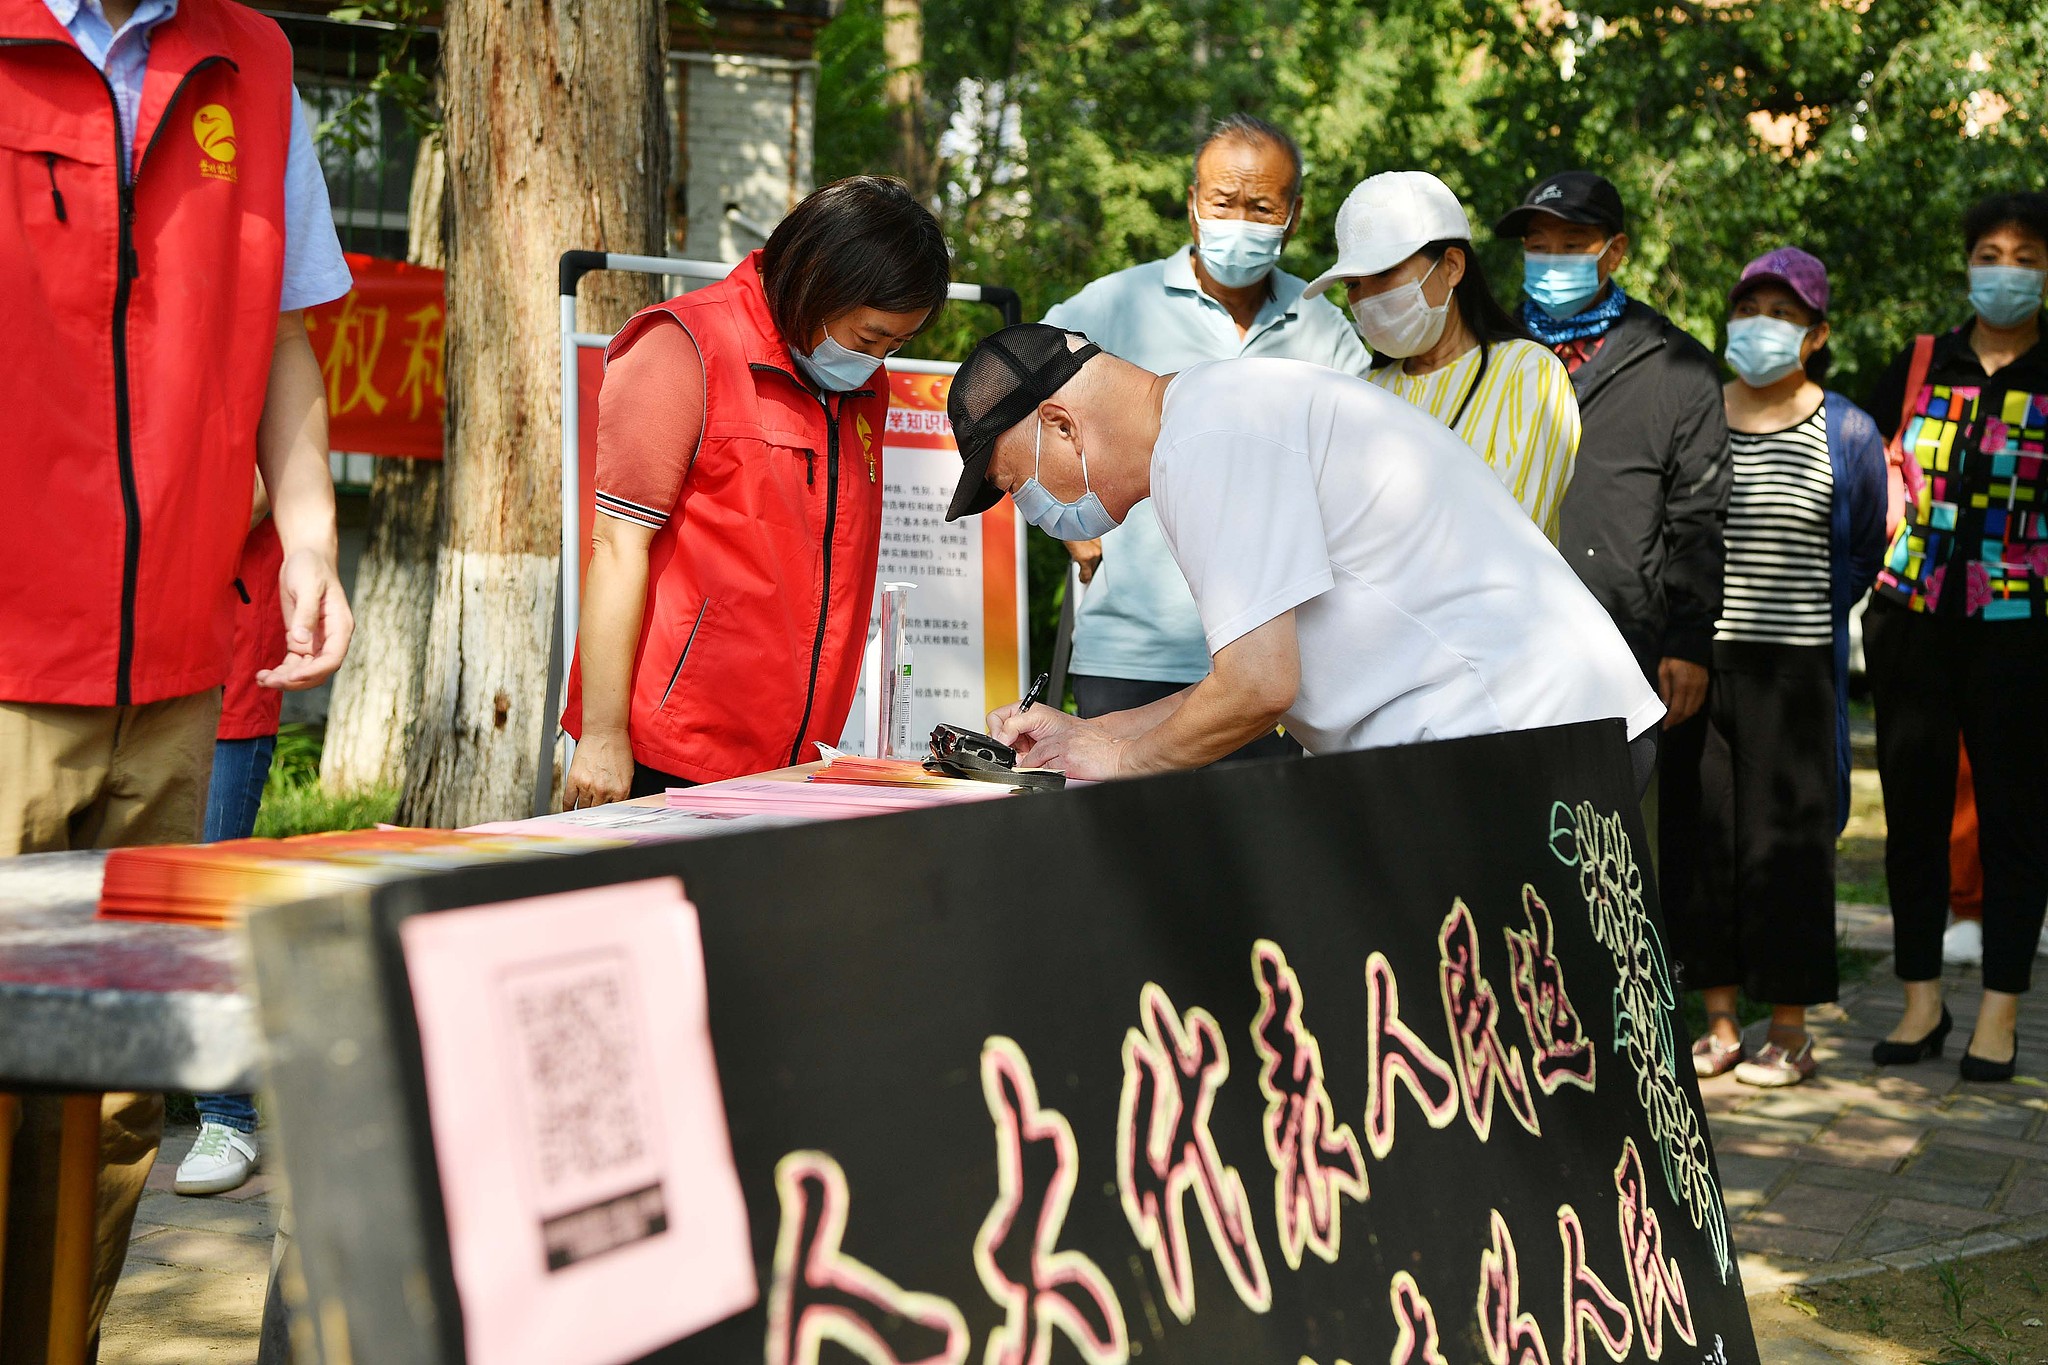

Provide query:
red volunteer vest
left=218, top=517, right=283, bottom=740
left=0, top=0, right=293, bottom=706
left=561, top=255, right=890, bottom=784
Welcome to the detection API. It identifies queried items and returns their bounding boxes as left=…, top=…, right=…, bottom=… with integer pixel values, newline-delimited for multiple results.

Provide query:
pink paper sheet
left=665, top=777, right=1010, bottom=820
left=400, top=879, right=755, bottom=1365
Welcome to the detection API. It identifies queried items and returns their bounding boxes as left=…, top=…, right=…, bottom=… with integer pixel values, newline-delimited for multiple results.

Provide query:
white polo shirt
left=1150, top=358, right=1664, bottom=754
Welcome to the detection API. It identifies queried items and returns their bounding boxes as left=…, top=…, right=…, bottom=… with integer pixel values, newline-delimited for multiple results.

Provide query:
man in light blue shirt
left=1042, top=115, right=1371, bottom=756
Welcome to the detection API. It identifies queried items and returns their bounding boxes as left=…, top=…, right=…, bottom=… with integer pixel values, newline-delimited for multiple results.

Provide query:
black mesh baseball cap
left=945, top=324, right=1102, bottom=521
left=1493, top=171, right=1627, bottom=238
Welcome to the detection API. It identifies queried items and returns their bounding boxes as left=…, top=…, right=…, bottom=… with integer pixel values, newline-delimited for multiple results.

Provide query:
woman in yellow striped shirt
left=1307, top=171, right=1581, bottom=542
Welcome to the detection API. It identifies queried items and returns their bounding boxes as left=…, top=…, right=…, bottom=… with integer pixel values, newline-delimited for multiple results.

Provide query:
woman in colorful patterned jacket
left=1677, top=248, right=1886, bottom=1089
left=1862, top=190, right=2048, bottom=1083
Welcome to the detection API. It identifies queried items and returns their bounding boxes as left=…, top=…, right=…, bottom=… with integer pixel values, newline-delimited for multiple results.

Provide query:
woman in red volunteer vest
left=562, top=177, right=950, bottom=801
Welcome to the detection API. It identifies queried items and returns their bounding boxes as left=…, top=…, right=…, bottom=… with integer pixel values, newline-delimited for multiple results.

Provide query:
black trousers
left=1070, top=674, right=1303, bottom=765
left=1865, top=596, right=2048, bottom=993
left=1665, top=642, right=1839, bottom=1005
left=629, top=763, right=696, bottom=798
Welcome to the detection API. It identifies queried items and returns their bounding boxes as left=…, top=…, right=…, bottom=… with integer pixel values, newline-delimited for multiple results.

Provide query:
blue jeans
left=202, top=734, right=275, bottom=843
left=197, top=735, right=274, bottom=1133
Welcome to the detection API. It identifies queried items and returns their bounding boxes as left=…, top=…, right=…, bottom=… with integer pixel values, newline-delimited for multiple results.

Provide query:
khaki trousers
left=0, top=691, right=221, bottom=855
left=0, top=689, right=220, bottom=1360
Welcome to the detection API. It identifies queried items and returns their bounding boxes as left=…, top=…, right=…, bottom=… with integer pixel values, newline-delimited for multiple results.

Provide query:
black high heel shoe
left=1949, top=1055, right=2015, bottom=1080
left=1872, top=1006, right=1952, bottom=1065
left=1960, top=1030, right=2018, bottom=1083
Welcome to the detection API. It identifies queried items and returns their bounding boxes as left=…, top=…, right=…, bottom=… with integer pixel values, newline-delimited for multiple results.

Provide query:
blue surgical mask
left=1011, top=417, right=1120, bottom=541
left=1723, top=315, right=1811, bottom=388
left=1523, top=249, right=1608, bottom=318
left=1195, top=216, right=1289, bottom=289
left=1968, top=264, right=2046, bottom=329
left=795, top=329, right=884, bottom=392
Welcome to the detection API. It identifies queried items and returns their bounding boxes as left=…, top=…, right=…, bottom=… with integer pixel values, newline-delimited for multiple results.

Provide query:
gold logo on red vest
left=855, top=411, right=876, bottom=482
left=193, top=105, right=239, bottom=182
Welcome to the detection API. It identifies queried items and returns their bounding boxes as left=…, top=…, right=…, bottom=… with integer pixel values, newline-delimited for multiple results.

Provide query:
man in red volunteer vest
left=0, top=0, right=353, bottom=1344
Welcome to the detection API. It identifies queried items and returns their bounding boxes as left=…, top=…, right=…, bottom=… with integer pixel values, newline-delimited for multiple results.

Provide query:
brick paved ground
left=96, top=906, right=2048, bottom=1362
left=1714, top=904, right=2048, bottom=1302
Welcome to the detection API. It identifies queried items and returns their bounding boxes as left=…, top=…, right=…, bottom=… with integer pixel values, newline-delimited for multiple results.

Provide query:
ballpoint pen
left=1019, top=671, right=1050, bottom=713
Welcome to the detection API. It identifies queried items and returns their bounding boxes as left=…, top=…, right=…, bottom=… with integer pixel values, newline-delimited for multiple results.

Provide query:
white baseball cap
left=1303, top=171, right=1473, bottom=298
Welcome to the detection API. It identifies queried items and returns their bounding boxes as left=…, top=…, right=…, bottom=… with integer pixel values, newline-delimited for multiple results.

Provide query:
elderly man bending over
left=943, top=324, right=1664, bottom=786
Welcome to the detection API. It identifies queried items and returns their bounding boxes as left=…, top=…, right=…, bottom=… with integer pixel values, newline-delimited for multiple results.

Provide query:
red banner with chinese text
left=302, top=253, right=446, bottom=459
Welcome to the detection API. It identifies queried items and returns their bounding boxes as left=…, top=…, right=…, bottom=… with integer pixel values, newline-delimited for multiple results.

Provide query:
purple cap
left=1732, top=247, right=1830, bottom=314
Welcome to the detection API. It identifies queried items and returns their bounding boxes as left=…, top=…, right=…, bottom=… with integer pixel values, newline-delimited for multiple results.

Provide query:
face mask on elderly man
left=1010, top=416, right=1120, bottom=541
left=1195, top=217, right=1289, bottom=289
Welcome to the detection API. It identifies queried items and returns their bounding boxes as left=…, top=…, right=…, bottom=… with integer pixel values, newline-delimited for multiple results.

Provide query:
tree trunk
left=319, top=131, right=447, bottom=796
left=399, top=0, right=668, bottom=828
left=882, top=0, right=931, bottom=197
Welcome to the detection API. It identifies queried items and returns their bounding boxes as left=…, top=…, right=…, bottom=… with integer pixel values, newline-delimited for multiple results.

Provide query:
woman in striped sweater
left=1675, top=248, right=1888, bottom=1087
left=1305, top=171, right=1581, bottom=542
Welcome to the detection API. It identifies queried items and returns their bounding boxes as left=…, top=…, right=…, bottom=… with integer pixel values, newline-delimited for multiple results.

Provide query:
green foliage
left=254, top=784, right=401, bottom=839
left=264, top=723, right=323, bottom=793
left=319, top=0, right=438, bottom=153
left=253, top=725, right=400, bottom=838
left=824, top=0, right=2048, bottom=388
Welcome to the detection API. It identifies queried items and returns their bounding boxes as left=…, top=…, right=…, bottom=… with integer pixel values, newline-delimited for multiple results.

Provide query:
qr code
left=504, top=954, right=651, bottom=1192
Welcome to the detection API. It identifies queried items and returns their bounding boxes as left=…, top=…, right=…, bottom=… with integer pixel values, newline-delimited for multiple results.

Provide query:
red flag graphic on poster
left=302, top=252, right=447, bottom=459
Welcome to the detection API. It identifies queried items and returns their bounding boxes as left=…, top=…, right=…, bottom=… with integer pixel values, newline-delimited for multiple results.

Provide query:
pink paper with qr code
left=400, top=878, right=755, bottom=1364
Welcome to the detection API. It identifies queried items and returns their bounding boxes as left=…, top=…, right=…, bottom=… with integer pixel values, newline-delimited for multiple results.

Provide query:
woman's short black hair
left=1963, top=190, right=2048, bottom=255
left=1367, top=239, right=1530, bottom=369
left=760, top=176, right=951, bottom=349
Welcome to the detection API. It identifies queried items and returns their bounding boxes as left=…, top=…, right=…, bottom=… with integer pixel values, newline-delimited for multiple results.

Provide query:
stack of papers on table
left=465, top=801, right=814, bottom=844
left=805, top=757, right=1005, bottom=790
left=665, top=774, right=1011, bottom=820
left=98, top=828, right=623, bottom=927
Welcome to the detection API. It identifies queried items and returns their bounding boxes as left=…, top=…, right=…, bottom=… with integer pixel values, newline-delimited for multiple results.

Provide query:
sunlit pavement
left=1708, top=904, right=2048, bottom=1294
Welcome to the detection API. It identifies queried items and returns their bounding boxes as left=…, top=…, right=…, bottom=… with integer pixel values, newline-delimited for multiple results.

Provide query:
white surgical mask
left=1969, top=264, right=2047, bottom=329
left=1010, top=417, right=1120, bottom=541
left=1195, top=216, right=1289, bottom=289
left=1723, top=315, right=1811, bottom=388
left=1349, top=257, right=1450, bottom=359
left=1523, top=249, right=1607, bottom=318
left=795, top=330, right=885, bottom=392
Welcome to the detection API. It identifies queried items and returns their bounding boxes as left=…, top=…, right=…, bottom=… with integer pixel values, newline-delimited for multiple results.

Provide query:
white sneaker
left=1943, top=917, right=1984, bottom=967
left=174, top=1122, right=259, bottom=1196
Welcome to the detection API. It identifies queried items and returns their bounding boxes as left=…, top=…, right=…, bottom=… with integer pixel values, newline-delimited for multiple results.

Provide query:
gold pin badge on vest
left=856, top=412, right=877, bottom=482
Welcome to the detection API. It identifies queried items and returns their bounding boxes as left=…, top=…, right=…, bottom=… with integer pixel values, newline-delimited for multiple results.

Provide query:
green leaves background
left=822, top=0, right=2048, bottom=394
